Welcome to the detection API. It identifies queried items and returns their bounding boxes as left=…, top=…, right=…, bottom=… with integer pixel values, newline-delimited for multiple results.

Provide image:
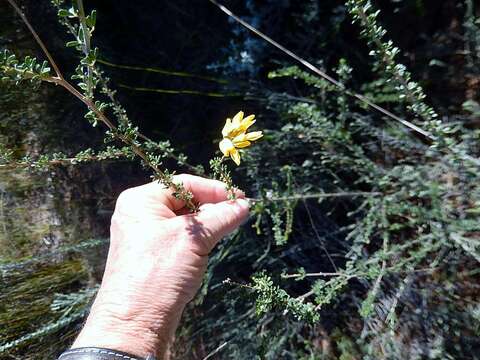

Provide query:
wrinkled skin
left=73, top=174, right=250, bottom=359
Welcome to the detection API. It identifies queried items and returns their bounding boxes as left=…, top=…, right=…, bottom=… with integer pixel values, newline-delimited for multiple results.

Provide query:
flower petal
left=232, top=133, right=246, bottom=142
left=231, top=111, right=244, bottom=128
left=230, top=148, right=241, bottom=165
left=233, top=140, right=251, bottom=148
left=219, top=138, right=234, bottom=156
left=239, top=114, right=256, bottom=131
left=245, top=131, right=263, bottom=141
left=222, top=118, right=232, bottom=138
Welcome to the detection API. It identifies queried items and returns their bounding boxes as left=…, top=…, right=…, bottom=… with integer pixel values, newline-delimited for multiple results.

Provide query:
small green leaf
left=86, top=10, right=97, bottom=28
left=68, top=6, right=77, bottom=17
left=57, top=9, right=69, bottom=17
left=66, top=41, right=79, bottom=48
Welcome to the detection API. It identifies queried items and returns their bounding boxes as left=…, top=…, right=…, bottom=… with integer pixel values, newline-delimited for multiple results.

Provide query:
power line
left=207, top=0, right=434, bottom=140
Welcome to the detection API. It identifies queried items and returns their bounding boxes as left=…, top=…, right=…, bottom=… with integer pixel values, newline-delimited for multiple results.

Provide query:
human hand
left=72, top=174, right=250, bottom=359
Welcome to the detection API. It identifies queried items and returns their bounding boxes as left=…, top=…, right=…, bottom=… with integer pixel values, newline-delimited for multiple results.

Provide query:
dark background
left=12, top=0, right=470, bottom=170
left=1, top=0, right=479, bottom=358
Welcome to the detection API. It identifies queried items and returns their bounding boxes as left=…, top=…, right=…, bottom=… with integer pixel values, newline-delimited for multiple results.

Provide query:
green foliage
left=464, top=0, right=480, bottom=72
left=2, top=0, right=480, bottom=359
left=258, top=166, right=296, bottom=246
left=210, top=156, right=237, bottom=200
left=249, top=272, right=319, bottom=323
left=269, top=65, right=336, bottom=92
left=1, top=0, right=203, bottom=212
left=346, top=0, right=439, bottom=129
left=0, top=146, right=134, bottom=171
left=191, top=1, right=480, bottom=357
left=0, top=286, right=97, bottom=354
left=0, top=259, right=91, bottom=355
left=0, top=50, right=51, bottom=85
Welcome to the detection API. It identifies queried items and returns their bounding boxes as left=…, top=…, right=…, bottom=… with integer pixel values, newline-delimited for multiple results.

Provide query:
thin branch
left=118, top=83, right=242, bottom=98
left=206, top=0, right=434, bottom=140
left=0, top=151, right=130, bottom=170
left=208, top=0, right=480, bottom=168
left=282, top=272, right=353, bottom=279
left=6, top=0, right=63, bottom=79
left=97, top=58, right=229, bottom=84
left=222, top=278, right=255, bottom=290
left=93, top=69, right=203, bottom=175
left=6, top=0, right=198, bottom=209
left=355, top=7, right=426, bottom=116
left=7, top=0, right=157, bottom=171
left=303, top=198, right=339, bottom=271
left=7, top=0, right=162, bottom=175
left=296, top=289, right=315, bottom=301
left=248, top=191, right=382, bottom=203
left=76, top=0, right=94, bottom=97
left=282, top=265, right=441, bottom=281
left=202, top=342, right=229, bottom=360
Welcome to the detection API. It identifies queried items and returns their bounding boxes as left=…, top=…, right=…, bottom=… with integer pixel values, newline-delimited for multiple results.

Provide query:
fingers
left=146, top=174, right=245, bottom=211
left=175, top=173, right=245, bottom=206
left=176, top=198, right=250, bottom=254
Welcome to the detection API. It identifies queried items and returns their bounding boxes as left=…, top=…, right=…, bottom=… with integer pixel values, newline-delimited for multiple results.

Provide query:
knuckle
left=114, top=188, right=141, bottom=215
left=225, top=203, right=244, bottom=222
left=116, top=188, right=136, bottom=206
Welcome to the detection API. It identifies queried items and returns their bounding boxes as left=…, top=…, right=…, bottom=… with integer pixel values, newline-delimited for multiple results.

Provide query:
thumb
left=183, top=198, right=250, bottom=253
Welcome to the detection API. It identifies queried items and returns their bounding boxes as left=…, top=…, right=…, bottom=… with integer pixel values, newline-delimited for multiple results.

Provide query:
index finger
left=145, top=174, right=245, bottom=211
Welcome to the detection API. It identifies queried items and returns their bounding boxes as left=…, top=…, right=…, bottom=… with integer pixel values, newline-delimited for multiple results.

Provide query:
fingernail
left=236, top=197, right=250, bottom=209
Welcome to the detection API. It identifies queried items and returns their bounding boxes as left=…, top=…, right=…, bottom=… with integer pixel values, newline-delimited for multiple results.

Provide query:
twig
left=296, top=289, right=315, bottom=300
left=282, top=272, right=353, bottom=279
left=118, top=83, right=242, bottom=98
left=208, top=0, right=480, bottom=169
left=0, top=151, right=130, bottom=170
left=76, top=0, right=93, bottom=97
left=202, top=341, right=229, bottom=360
left=303, top=198, right=338, bottom=271
left=248, top=191, right=381, bottom=203
left=92, top=67, right=204, bottom=175
left=5, top=0, right=63, bottom=79
left=6, top=0, right=197, bottom=209
left=97, top=58, right=229, bottom=84
left=206, top=0, right=434, bottom=140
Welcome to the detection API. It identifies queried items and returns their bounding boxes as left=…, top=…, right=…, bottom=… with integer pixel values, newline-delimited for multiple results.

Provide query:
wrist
left=73, top=311, right=161, bottom=358
left=73, top=285, right=184, bottom=359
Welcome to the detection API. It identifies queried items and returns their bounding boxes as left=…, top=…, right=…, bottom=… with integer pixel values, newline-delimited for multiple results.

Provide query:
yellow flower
left=219, top=111, right=263, bottom=165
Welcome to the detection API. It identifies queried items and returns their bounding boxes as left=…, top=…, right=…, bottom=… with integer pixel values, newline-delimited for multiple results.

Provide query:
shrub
left=1, top=0, right=480, bottom=359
